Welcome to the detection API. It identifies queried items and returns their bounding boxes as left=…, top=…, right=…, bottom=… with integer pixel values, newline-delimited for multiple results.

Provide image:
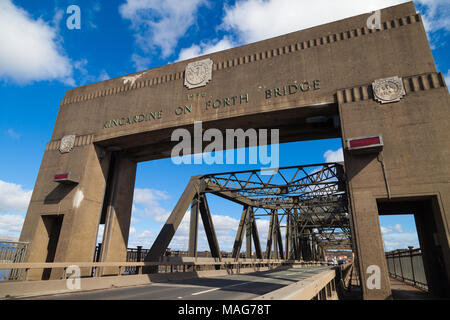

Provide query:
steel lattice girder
left=146, top=163, right=352, bottom=262
left=201, top=163, right=349, bottom=231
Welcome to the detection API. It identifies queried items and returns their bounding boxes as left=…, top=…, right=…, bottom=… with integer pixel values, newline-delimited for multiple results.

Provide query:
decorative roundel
left=59, top=135, right=76, bottom=153
left=372, top=76, right=406, bottom=104
left=184, top=58, right=213, bottom=89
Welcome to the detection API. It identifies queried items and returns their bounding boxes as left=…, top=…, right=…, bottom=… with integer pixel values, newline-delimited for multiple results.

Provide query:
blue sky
left=0, top=0, right=448, bottom=252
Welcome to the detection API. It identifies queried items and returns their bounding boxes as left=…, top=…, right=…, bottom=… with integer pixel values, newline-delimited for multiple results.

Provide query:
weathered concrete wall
left=339, top=84, right=450, bottom=299
left=50, top=2, right=430, bottom=145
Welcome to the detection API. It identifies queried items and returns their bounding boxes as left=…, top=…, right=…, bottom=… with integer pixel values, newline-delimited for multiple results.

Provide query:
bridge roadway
left=32, top=265, right=334, bottom=300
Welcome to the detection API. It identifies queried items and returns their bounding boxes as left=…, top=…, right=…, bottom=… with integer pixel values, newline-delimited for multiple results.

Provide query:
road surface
left=32, top=266, right=333, bottom=300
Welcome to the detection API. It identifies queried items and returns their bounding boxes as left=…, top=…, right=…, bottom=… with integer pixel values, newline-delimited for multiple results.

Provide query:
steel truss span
left=145, top=163, right=352, bottom=263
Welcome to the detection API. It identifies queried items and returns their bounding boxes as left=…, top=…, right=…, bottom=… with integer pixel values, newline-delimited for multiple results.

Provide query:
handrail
left=0, top=260, right=326, bottom=282
left=0, top=259, right=313, bottom=270
left=385, top=248, right=427, bottom=291
left=256, top=264, right=353, bottom=300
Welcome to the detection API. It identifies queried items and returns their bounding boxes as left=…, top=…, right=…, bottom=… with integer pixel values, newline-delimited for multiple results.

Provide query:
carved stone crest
left=184, top=58, right=213, bottom=89
left=59, top=135, right=76, bottom=153
left=372, top=76, right=406, bottom=104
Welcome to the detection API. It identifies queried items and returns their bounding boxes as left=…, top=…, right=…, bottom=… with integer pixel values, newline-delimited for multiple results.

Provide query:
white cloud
left=0, top=180, right=32, bottom=213
left=221, top=0, right=449, bottom=45
left=0, top=0, right=73, bottom=84
left=324, top=148, right=344, bottom=163
left=382, top=231, right=420, bottom=251
left=393, top=223, right=404, bottom=233
left=131, top=217, right=140, bottom=224
left=134, top=188, right=170, bottom=207
left=98, top=70, right=110, bottom=82
left=0, top=214, right=25, bottom=238
left=119, top=0, right=208, bottom=59
left=380, top=222, right=418, bottom=251
left=177, top=37, right=236, bottom=61
left=381, top=226, right=390, bottom=234
left=445, top=69, right=450, bottom=88
left=222, top=0, right=409, bottom=44
left=5, top=129, right=20, bottom=139
left=381, top=224, right=405, bottom=234
left=0, top=235, right=19, bottom=242
left=133, top=188, right=171, bottom=222
left=417, top=0, right=450, bottom=33
left=136, top=230, right=154, bottom=239
left=131, top=53, right=151, bottom=71
left=211, top=214, right=239, bottom=235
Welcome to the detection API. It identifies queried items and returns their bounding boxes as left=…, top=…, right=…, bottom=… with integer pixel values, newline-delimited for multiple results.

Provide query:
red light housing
left=54, top=173, right=69, bottom=180
left=346, top=135, right=383, bottom=153
left=54, top=172, right=79, bottom=184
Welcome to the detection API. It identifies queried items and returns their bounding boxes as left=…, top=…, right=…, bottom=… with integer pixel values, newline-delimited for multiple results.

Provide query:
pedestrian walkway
left=390, top=277, right=434, bottom=300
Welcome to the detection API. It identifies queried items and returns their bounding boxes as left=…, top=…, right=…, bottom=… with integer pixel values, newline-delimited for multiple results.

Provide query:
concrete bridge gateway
left=1, top=2, right=449, bottom=300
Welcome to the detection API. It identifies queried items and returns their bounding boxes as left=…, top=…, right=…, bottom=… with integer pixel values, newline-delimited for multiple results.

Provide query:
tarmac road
left=32, top=266, right=334, bottom=300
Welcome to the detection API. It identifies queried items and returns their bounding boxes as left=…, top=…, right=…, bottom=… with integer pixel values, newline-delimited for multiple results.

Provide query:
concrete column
left=20, top=144, right=111, bottom=279
left=99, top=154, right=137, bottom=275
left=346, top=189, right=391, bottom=299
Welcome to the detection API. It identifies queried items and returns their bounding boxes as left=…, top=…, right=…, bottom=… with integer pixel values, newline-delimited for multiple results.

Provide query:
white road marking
left=191, top=281, right=253, bottom=296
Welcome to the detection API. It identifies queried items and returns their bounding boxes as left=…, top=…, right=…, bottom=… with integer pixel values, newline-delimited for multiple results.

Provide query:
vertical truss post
left=232, top=205, right=249, bottom=260
left=285, top=210, right=291, bottom=260
left=199, top=194, right=222, bottom=261
left=305, top=228, right=312, bottom=261
left=265, top=210, right=275, bottom=259
left=246, top=211, right=252, bottom=259
left=300, top=228, right=307, bottom=261
left=188, top=194, right=199, bottom=258
left=273, top=216, right=278, bottom=260
left=318, top=246, right=325, bottom=262
left=250, top=207, right=263, bottom=259
left=311, top=236, right=317, bottom=262
left=292, top=210, right=300, bottom=260
left=274, top=213, right=284, bottom=260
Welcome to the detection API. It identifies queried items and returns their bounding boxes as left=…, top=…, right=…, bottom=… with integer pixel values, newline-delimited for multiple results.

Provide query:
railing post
left=391, top=252, right=396, bottom=277
left=408, top=246, right=416, bottom=286
left=136, top=246, right=142, bottom=274
left=398, top=250, right=404, bottom=281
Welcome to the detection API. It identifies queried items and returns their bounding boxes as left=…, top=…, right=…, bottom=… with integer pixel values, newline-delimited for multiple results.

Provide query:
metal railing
left=385, top=247, right=428, bottom=291
left=0, top=259, right=325, bottom=282
left=256, top=264, right=353, bottom=300
left=0, top=241, right=29, bottom=281
left=93, top=244, right=230, bottom=275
